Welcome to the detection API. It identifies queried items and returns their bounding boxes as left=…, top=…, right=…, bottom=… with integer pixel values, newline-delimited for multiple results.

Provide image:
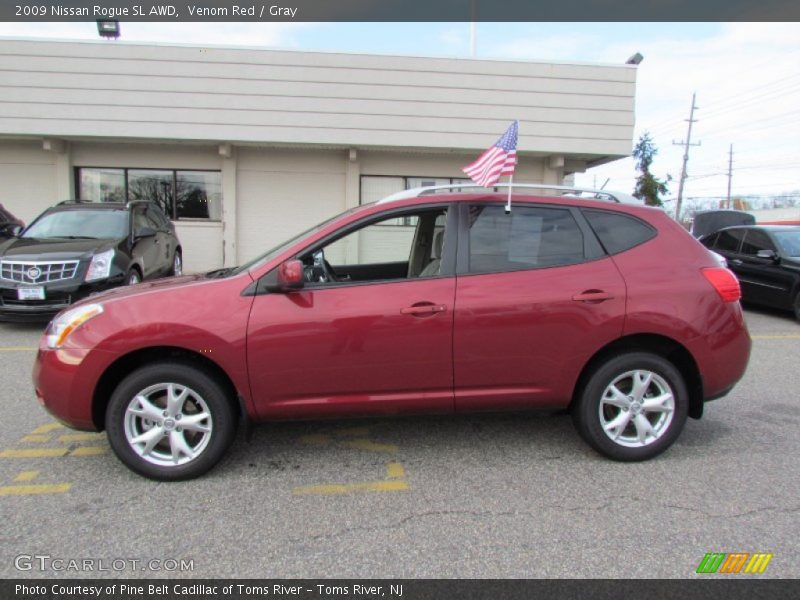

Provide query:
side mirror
left=134, top=226, right=156, bottom=240
left=9, top=224, right=23, bottom=237
left=756, top=249, right=778, bottom=262
left=263, top=259, right=305, bottom=293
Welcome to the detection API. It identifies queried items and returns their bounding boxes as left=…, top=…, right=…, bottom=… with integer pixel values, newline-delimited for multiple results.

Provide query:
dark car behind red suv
left=0, top=200, right=182, bottom=321
left=32, top=187, right=751, bottom=480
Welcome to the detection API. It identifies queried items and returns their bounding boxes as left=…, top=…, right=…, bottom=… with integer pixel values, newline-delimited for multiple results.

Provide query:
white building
left=0, top=39, right=638, bottom=272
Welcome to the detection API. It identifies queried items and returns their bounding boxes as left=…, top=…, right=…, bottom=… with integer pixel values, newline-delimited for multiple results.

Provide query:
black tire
left=793, top=293, right=800, bottom=323
left=572, top=352, right=688, bottom=461
left=105, top=362, right=237, bottom=481
left=170, top=250, right=183, bottom=277
left=126, top=267, right=141, bottom=285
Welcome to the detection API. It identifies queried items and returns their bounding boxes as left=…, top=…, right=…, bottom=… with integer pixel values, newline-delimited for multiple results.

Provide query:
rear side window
left=715, top=229, right=745, bottom=253
left=467, top=205, right=584, bottom=273
left=582, top=209, right=656, bottom=255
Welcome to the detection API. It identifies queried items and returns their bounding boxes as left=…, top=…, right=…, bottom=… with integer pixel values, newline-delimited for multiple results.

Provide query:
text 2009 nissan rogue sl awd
left=33, top=186, right=751, bottom=480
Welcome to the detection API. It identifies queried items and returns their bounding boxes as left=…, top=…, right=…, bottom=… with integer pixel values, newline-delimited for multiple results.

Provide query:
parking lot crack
left=659, top=503, right=800, bottom=519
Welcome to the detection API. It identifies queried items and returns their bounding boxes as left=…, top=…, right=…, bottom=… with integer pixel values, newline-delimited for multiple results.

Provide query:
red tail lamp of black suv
left=33, top=186, right=751, bottom=480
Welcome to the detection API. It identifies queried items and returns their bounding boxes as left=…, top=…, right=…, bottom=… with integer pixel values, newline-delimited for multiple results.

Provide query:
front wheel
left=793, top=293, right=800, bottom=322
left=572, top=352, right=688, bottom=461
left=105, top=362, right=237, bottom=480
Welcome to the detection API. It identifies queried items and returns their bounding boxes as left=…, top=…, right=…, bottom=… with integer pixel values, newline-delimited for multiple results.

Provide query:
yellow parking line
left=386, top=462, right=406, bottom=479
left=69, top=447, right=106, bottom=457
left=293, top=480, right=410, bottom=495
left=0, top=448, right=68, bottom=458
left=0, top=483, right=71, bottom=496
left=21, top=435, right=51, bottom=443
left=751, top=334, right=800, bottom=340
left=341, top=439, right=398, bottom=454
left=14, top=470, right=40, bottom=482
left=31, top=423, right=64, bottom=434
left=0, top=346, right=37, bottom=352
left=0, top=446, right=106, bottom=458
left=58, top=433, right=105, bottom=443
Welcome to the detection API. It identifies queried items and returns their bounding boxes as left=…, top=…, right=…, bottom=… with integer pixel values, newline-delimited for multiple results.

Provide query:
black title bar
left=4, top=579, right=800, bottom=600
left=3, top=0, right=800, bottom=22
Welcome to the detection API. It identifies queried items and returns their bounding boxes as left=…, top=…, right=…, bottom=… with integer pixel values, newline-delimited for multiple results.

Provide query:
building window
left=78, top=168, right=125, bottom=203
left=128, top=169, right=174, bottom=217
left=76, top=167, right=222, bottom=221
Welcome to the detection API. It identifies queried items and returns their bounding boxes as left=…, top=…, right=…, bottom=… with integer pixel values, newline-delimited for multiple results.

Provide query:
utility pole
left=726, top=144, right=733, bottom=206
left=672, top=93, right=701, bottom=221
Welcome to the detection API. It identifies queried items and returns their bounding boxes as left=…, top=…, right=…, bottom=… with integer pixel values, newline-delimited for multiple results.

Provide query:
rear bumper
left=689, top=303, right=752, bottom=402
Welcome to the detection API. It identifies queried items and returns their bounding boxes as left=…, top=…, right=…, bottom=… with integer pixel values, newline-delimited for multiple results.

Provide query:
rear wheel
left=126, top=268, right=141, bottom=285
left=105, top=362, right=237, bottom=480
left=170, top=250, right=182, bottom=276
left=572, top=352, right=688, bottom=461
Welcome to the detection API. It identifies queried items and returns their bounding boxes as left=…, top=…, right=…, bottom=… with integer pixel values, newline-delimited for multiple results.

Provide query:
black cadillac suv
left=0, top=201, right=182, bottom=322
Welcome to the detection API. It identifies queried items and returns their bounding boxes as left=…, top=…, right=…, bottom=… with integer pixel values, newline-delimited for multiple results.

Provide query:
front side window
left=740, top=229, right=776, bottom=256
left=301, top=208, right=449, bottom=285
left=468, top=205, right=584, bottom=274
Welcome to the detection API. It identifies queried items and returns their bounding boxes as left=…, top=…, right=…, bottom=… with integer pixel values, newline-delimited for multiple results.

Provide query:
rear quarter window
left=582, top=209, right=656, bottom=255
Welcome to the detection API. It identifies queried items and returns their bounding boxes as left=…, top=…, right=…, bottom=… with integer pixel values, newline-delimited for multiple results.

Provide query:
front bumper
left=0, top=275, right=124, bottom=322
left=32, top=343, right=117, bottom=431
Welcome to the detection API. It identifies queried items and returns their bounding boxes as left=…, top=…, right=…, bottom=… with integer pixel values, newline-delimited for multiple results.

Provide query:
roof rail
left=56, top=199, right=92, bottom=206
left=125, top=199, right=153, bottom=208
left=376, top=183, right=640, bottom=205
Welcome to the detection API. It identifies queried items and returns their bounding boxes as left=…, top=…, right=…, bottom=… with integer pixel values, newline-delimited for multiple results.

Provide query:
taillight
left=701, top=267, right=741, bottom=302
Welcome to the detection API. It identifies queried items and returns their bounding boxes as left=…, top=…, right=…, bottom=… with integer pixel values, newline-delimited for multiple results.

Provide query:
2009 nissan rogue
left=33, top=186, right=751, bottom=480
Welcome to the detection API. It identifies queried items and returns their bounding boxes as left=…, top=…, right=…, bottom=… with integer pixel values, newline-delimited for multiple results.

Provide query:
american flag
left=462, top=121, right=518, bottom=187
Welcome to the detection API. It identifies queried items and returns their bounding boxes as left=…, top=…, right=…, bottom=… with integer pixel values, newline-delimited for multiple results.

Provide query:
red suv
left=33, top=186, right=751, bottom=480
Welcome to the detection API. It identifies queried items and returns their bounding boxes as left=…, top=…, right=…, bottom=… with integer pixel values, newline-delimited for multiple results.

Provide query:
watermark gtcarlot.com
left=14, top=554, right=194, bottom=573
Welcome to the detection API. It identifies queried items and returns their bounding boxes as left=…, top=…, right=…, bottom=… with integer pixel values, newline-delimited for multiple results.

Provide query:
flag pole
left=505, top=174, right=513, bottom=213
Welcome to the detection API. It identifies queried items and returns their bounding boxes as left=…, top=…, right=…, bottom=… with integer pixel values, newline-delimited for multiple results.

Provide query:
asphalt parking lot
left=0, top=307, right=798, bottom=579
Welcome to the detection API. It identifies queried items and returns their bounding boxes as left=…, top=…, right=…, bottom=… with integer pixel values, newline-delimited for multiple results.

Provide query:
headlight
left=45, top=303, right=104, bottom=349
left=85, top=249, right=115, bottom=282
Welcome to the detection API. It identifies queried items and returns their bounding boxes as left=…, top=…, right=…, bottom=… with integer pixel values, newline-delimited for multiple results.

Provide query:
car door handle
left=730, top=259, right=742, bottom=266
left=572, top=290, right=615, bottom=303
left=401, top=302, right=447, bottom=316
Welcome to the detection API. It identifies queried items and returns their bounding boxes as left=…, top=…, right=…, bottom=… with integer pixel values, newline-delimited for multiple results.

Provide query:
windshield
left=23, top=209, right=128, bottom=240
left=230, top=205, right=365, bottom=276
left=773, top=230, right=800, bottom=257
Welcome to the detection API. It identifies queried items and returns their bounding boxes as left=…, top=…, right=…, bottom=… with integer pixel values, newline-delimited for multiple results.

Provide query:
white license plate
left=17, top=287, right=45, bottom=300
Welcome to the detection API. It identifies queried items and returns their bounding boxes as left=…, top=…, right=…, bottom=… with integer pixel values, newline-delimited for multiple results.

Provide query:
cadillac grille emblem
left=27, top=267, right=42, bottom=281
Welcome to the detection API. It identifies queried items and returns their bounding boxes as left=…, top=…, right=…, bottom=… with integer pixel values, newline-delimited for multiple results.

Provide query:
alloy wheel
left=123, top=383, right=213, bottom=467
left=598, top=369, right=675, bottom=448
